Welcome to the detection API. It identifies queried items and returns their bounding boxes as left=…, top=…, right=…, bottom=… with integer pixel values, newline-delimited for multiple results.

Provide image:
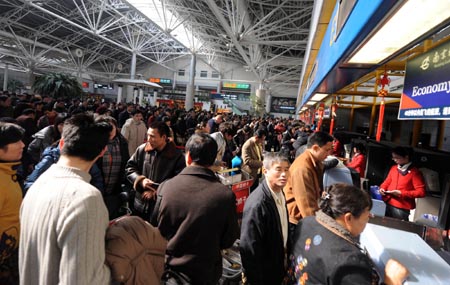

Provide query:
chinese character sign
left=399, top=40, right=450, bottom=120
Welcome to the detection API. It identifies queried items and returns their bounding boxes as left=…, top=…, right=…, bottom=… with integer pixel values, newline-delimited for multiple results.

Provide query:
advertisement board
left=271, top=97, right=296, bottom=114
left=399, top=40, right=450, bottom=120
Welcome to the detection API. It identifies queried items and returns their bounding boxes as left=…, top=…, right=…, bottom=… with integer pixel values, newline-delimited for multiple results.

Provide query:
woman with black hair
left=380, top=146, right=426, bottom=221
left=287, top=183, right=409, bottom=285
left=28, top=112, right=70, bottom=165
left=346, top=142, right=367, bottom=178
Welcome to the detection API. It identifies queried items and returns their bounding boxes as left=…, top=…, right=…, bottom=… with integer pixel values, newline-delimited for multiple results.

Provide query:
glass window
left=212, top=71, right=220, bottom=78
left=200, top=70, right=208, bottom=78
left=178, top=69, right=185, bottom=76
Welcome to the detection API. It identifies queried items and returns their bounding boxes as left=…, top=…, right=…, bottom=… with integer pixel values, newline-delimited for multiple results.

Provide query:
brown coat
left=105, top=216, right=167, bottom=285
left=241, top=137, right=263, bottom=182
left=283, top=150, right=324, bottom=224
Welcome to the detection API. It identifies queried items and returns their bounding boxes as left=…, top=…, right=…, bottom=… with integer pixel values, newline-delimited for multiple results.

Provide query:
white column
left=138, top=88, right=144, bottom=106
left=217, top=74, right=222, bottom=93
left=133, top=88, right=138, bottom=104
left=117, top=85, right=123, bottom=103
left=126, top=52, right=137, bottom=102
left=265, top=93, right=272, bottom=113
left=3, top=64, right=8, bottom=91
left=185, top=53, right=196, bottom=111
left=153, top=90, right=158, bottom=106
left=256, top=88, right=266, bottom=115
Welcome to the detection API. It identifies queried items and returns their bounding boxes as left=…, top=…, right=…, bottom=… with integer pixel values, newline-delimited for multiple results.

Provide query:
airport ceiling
left=0, top=0, right=314, bottom=90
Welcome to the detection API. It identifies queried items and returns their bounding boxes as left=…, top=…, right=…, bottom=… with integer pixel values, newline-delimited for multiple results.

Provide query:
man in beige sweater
left=19, top=113, right=112, bottom=285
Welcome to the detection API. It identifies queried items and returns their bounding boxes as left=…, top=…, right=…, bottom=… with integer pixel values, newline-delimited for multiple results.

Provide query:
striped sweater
left=19, top=164, right=110, bottom=285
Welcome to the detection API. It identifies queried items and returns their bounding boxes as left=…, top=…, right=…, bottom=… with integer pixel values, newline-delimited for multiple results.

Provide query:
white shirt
left=268, top=183, right=288, bottom=248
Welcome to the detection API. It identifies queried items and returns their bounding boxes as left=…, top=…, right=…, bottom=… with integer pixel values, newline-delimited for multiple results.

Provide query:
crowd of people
left=0, top=91, right=423, bottom=285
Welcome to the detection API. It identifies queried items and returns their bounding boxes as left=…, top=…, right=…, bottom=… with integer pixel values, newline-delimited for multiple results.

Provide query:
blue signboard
left=301, top=0, right=388, bottom=106
left=399, top=40, right=450, bottom=120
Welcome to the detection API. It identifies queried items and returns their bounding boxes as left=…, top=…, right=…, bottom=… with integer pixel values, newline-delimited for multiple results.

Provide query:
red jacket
left=380, top=165, right=426, bottom=210
left=346, top=153, right=366, bottom=178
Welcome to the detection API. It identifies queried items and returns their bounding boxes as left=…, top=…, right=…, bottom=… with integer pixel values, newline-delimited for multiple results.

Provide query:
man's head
left=60, top=113, right=112, bottom=162
left=263, top=152, right=290, bottom=192
left=126, top=102, right=134, bottom=112
left=0, top=95, right=11, bottom=107
left=147, top=121, right=170, bottom=151
left=214, top=115, right=223, bottom=124
left=22, top=108, right=36, bottom=119
left=254, top=128, right=267, bottom=144
left=185, top=133, right=218, bottom=167
left=0, top=122, right=25, bottom=162
left=307, top=131, right=334, bottom=162
left=131, top=110, right=143, bottom=122
left=218, top=122, right=236, bottom=141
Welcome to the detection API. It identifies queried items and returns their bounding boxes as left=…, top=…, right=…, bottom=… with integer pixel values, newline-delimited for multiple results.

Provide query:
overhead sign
left=223, top=82, right=251, bottom=89
left=271, top=97, right=296, bottom=114
left=149, top=78, right=172, bottom=84
left=399, top=40, right=450, bottom=120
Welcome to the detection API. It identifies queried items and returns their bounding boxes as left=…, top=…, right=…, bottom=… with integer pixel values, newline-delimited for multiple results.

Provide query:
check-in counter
left=361, top=221, right=450, bottom=284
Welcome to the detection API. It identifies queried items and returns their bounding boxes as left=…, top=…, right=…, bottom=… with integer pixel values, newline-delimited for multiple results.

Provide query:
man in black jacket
left=154, top=133, right=239, bottom=285
left=125, top=121, right=185, bottom=221
left=240, top=152, right=291, bottom=285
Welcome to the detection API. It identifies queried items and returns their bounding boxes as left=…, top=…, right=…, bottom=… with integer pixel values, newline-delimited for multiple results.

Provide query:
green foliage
left=7, top=79, right=24, bottom=93
left=250, top=92, right=265, bottom=116
left=33, top=73, right=82, bottom=99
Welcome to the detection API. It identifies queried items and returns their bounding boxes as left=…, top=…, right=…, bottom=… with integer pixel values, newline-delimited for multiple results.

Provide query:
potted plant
left=33, top=72, right=82, bottom=99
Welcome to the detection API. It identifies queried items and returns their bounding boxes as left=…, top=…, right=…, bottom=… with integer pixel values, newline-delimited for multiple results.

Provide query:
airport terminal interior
left=2, top=0, right=450, bottom=284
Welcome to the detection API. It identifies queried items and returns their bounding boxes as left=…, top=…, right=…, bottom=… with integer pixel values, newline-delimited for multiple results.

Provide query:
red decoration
left=376, top=67, right=390, bottom=97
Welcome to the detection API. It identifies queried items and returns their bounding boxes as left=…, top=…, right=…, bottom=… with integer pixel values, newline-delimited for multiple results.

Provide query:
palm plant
left=33, top=72, right=82, bottom=99
left=7, top=79, right=24, bottom=93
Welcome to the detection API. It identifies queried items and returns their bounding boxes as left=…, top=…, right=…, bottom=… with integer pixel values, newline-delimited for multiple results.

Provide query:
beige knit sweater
left=19, top=164, right=111, bottom=285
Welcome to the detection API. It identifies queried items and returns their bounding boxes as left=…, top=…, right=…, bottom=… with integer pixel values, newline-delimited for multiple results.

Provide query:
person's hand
left=383, top=190, right=401, bottom=197
left=380, top=188, right=386, bottom=196
left=384, top=259, right=409, bottom=285
left=141, top=178, right=155, bottom=190
left=141, top=190, right=156, bottom=201
left=389, top=190, right=401, bottom=197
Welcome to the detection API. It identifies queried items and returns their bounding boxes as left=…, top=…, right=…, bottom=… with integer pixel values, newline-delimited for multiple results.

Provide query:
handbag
left=161, top=268, right=192, bottom=285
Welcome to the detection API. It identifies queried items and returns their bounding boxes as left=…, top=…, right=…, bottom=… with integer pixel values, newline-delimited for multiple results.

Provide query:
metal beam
left=336, top=90, right=401, bottom=98
left=205, top=0, right=260, bottom=79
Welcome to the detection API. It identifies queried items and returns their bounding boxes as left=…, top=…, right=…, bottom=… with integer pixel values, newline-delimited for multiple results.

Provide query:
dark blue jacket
left=24, top=145, right=104, bottom=193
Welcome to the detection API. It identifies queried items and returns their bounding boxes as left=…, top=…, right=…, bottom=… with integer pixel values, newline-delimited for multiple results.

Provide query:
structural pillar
left=256, top=87, right=266, bottom=115
left=126, top=52, right=137, bottom=102
left=185, top=53, right=196, bottom=111
left=3, top=64, right=8, bottom=91
left=153, top=90, right=158, bottom=106
left=138, top=88, right=144, bottom=106
left=217, top=74, right=222, bottom=94
left=265, top=93, right=271, bottom=113
left=117, top=85, right=123, bottom=103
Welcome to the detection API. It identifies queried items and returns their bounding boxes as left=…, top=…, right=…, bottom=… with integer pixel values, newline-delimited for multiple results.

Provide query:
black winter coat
left=156, top=166, right=239, bottom=285
left=288, top=214, right=378, bottom=285
left=240, top=179, right=289, bottom=285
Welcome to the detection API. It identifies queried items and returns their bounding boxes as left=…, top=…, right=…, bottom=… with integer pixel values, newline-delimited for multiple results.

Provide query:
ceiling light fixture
left=311, top=93, right=328, bottom=101
left=348, top=0, right=450, bottom=64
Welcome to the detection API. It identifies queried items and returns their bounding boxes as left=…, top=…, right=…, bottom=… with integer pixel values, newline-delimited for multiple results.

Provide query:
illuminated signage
left=82, top=82, right=89, bottom=88
left=149, top=78, right=172, bottom=84
left=223, top=82, right=251, bottom=89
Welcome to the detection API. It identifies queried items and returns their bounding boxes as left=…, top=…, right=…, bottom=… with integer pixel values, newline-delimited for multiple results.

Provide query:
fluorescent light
left=311, top=93, right=328, bottom=101
left=348, top=0, right=450, bottom=64
left=306, top=101, right=316, bottom=105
